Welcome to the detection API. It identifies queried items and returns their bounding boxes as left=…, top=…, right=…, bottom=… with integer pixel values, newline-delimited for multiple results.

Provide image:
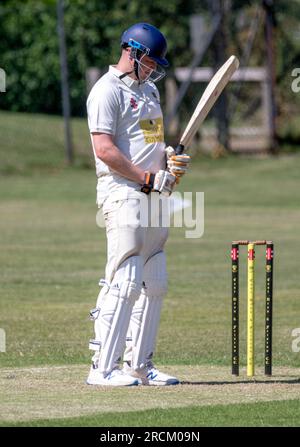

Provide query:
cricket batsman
left=86, top=23, right=190, bottom=386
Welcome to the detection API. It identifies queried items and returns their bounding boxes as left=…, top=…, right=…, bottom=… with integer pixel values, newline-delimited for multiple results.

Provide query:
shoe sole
left=86, top=380, right=139, bottom=387
left=148, top=380, right=180, bottom=386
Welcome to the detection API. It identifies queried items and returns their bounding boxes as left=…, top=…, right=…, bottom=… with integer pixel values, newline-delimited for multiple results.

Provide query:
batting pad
left=97, top=255, right=143, bottom=374
left=123, top=251, right=167, bottom=372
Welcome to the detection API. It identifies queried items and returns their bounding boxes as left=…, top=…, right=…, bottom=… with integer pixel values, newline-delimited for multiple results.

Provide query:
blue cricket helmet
left=121, top=23, right=169, bottom=67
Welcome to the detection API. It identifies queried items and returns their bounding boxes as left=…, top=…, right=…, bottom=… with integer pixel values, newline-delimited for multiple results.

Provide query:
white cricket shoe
left=123, top=361, right=180, bottom=386
left=87, top=364, right=139, bottom=387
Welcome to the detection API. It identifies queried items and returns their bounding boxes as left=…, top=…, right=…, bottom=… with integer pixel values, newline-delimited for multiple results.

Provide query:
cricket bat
left=175, top=55, right=239, bottom=155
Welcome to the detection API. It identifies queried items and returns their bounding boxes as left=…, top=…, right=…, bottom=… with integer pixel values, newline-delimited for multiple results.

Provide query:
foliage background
left=1, top=0, right=300, bottom=130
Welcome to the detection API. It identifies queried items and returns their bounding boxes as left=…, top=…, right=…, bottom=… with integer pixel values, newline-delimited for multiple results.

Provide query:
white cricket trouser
left=91, top=192, right=169, bottom=375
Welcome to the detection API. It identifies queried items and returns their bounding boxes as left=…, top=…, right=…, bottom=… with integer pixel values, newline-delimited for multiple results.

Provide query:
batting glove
left=165, top=146, right=191, bottom=179
left=141, top=170, right=176, bottom=196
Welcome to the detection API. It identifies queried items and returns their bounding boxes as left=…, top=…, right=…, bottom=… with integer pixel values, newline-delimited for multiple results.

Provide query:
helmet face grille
left=128, top=39, right=150, bottom=56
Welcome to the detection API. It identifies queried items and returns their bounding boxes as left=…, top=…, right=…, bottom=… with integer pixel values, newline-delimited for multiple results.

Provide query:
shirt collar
left=109, top=65, right=138, bottom=88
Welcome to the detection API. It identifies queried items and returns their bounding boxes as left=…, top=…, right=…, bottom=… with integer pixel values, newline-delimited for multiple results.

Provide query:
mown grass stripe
left=1, top=399, right=300, bottom=427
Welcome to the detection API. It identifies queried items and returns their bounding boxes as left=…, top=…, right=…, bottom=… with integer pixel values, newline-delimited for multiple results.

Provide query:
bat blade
left=175, top=55, right=239, bottom=155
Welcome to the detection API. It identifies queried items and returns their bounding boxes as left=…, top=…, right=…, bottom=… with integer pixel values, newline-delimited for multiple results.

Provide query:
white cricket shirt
left=87, top=65, right=166, bottom=206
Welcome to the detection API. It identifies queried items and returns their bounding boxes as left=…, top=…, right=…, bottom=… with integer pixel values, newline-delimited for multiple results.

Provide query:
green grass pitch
left=0, top=111, right=300, bottom=426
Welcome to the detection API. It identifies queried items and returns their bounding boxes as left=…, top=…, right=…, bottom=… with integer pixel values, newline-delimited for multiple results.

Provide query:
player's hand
left=141, top=170, right=176, bottom=196
left=165, top=146, right=191, bottom=179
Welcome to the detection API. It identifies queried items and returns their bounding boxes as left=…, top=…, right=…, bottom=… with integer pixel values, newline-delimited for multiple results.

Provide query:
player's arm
left=92, top=132, right=177, bottom=196
left=92, top=132, right=145, bottom=184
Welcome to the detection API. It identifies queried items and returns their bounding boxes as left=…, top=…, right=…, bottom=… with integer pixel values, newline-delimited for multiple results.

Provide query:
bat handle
left=175, top=143, right=185, bottom=155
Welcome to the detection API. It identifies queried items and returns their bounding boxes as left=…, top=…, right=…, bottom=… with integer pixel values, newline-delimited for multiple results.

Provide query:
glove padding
left=165, top=146, right=191, bottom=179
left=141, top=170, right=176, bottom=196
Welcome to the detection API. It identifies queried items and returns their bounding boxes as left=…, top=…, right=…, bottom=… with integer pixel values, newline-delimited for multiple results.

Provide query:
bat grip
left=175, top=144, right=185, bottom=155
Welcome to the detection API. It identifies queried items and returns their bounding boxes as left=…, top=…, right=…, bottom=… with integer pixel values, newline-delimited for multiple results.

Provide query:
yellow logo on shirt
left=140, top=117, right=164, bottom=143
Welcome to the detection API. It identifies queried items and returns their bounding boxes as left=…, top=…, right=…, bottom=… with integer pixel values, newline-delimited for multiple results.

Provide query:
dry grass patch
left=1, top=364, right=300, bottom=423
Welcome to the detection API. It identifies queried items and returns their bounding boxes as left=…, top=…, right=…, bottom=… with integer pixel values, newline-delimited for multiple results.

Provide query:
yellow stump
left=247, top=243, right=255, bottom=376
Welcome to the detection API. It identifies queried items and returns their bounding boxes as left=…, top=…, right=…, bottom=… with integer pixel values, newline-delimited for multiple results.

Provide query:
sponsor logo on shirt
left=140, top=117, right=164, bottom=143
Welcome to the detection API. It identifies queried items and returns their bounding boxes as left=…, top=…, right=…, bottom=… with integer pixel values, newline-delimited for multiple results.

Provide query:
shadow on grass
left=181, top=378, right=300, bottom=385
